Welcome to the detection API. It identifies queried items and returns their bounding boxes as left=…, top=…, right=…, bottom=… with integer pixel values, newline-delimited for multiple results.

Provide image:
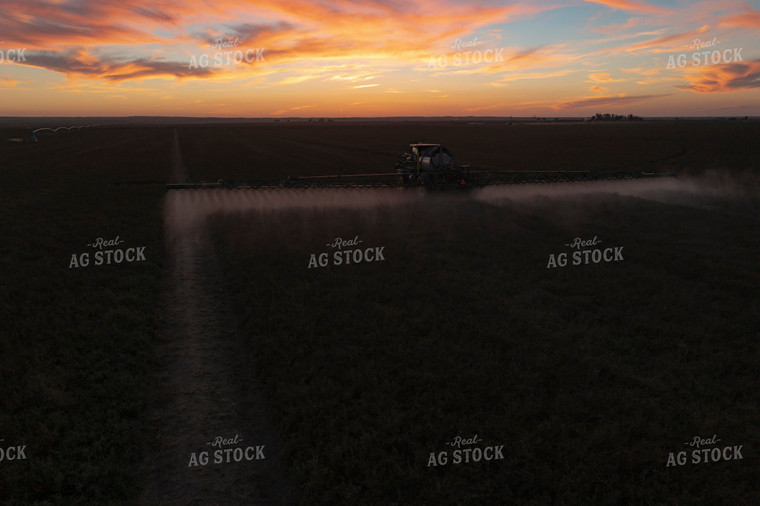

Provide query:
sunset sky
left=0, top=0, right=758, bottom=117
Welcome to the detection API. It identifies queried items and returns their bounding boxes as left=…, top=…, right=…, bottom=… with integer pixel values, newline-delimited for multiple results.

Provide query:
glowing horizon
left=0, top=0, right=758, bottom=117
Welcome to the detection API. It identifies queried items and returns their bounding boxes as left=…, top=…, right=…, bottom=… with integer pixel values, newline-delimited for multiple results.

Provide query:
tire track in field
left=138, top=129, right=292, bottom=505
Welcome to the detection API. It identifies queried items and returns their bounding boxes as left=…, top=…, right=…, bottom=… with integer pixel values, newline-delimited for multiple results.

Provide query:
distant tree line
left=589, top=113, right=643, bottom=121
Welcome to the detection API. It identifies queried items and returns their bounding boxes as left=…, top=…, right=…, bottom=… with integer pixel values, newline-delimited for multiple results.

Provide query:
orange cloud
left=678, top=59, right=760, bottom=93
left=275, top=75, right=315, bottom=85
left=583, top=0, right=668, bottom=14
left=621, top=26, right=709, bottom=54
left=20, top=48, right=219, bottom=82
left=0, top=0, right=188, bottom=48
left=586, top=29, right=697, bottom=59
left=493, top=69, right=576, bottom=84
left=425, top=45, right=582, bottom=78
left=588, top=72, right=625, bottom=82
left=553, top=93, right=669, bottom=110
left=719, top=6, right=760, bottom=29
left=0, top=78, right=25, bottom=87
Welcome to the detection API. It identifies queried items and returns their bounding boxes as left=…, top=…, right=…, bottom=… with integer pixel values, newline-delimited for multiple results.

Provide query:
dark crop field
left=1, top=120, right=759, bottom=504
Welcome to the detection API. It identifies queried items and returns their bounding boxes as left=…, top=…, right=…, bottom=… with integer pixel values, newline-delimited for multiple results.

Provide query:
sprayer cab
left=396, top=143, right=471, bottom=187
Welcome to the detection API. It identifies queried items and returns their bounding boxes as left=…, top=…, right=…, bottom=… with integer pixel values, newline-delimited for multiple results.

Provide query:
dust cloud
left=164, top=187, right=419, bottom=233
left=472, top=172, right=759, bottom=216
